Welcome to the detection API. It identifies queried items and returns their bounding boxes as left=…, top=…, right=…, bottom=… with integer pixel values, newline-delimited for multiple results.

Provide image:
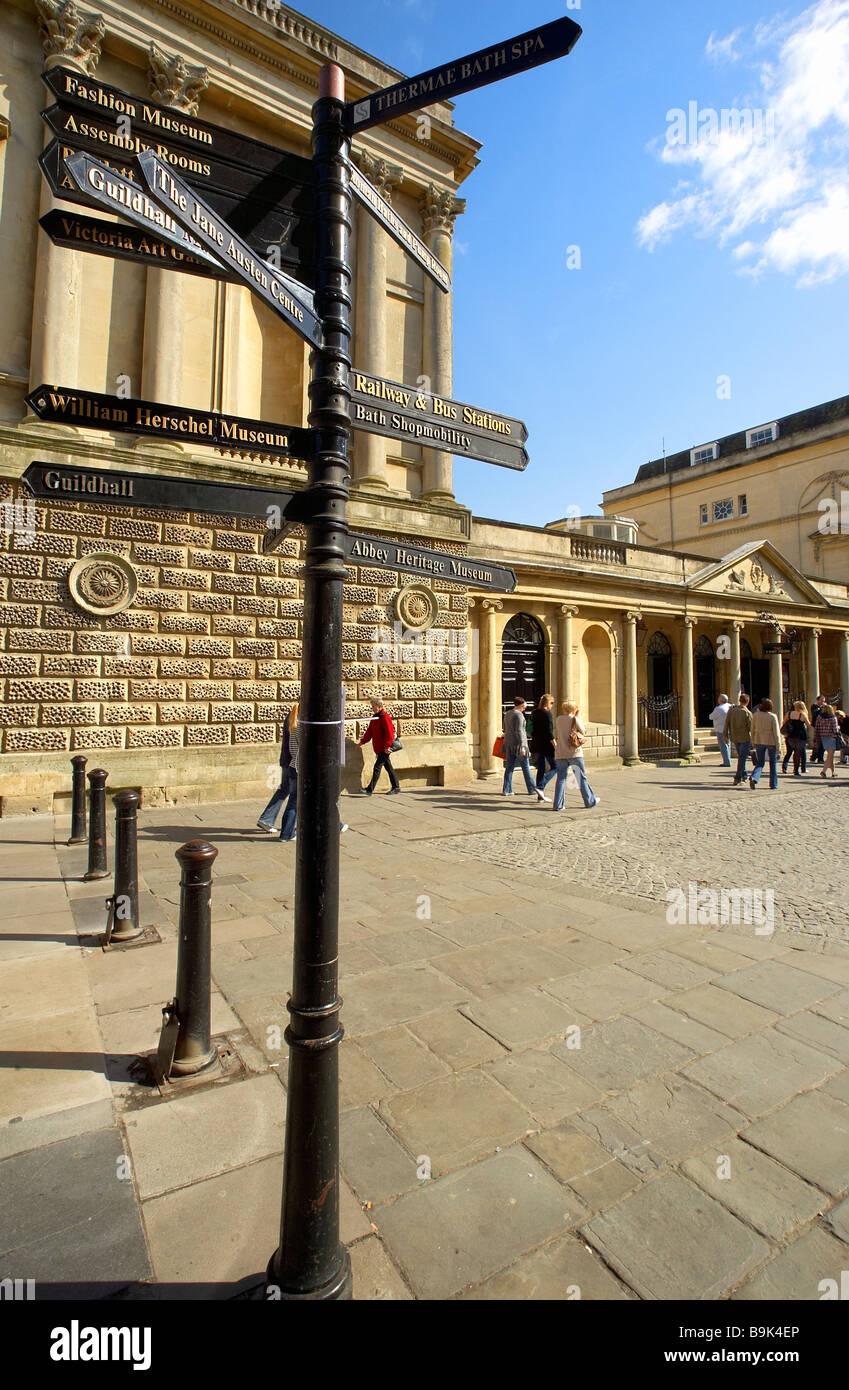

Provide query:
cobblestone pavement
left=426, top=777, right=849, bottom=944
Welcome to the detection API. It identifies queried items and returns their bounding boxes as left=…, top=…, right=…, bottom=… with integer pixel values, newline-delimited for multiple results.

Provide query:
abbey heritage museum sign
left=350, top=370, right=529, bottom=471
left=345, top=532, right=516, bottom=593
left=26, top=385, right=313, bottom=461
left=345, top=15, right=583, bottom=131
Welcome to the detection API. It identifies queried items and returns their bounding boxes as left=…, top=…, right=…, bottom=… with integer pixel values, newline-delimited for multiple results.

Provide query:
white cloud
left=706, top=28, right=743, bottom=62
left=637, top=0, right=849, bottom=286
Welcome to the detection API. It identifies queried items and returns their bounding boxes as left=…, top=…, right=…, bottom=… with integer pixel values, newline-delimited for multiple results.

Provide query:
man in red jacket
left=359, top=697, right=401, bottom=794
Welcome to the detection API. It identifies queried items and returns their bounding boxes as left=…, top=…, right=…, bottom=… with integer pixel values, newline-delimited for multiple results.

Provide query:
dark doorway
left=501, top=613, right=546, bottom=712
left=694, top=635, right=715, bottom=726
left=647, top=631, right=673, bottom=698
left=742, top=657, right=771, bottom=707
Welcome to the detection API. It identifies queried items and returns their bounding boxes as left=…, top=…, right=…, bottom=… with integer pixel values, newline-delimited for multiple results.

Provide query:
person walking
left=552, top=701, right=599, bottom=810
left=724, top=694, right=753, bottom=786
left=749, top=698, right=782, bottom=790
left=257, top=707, right=293, bottom=833
left=781, top=701, right=810, bottom=776
left=502, top=697, right=544, bottom=799
left=709, top=693, right=732, bottom=767
left=810, top=694, right=827, bottom=763
left=836, top=708, right=849, bottom=766
left=278, top=704, right=300, bottom=840
left=531, top=693, right=557, bottom=799
left=359, top=697, right=400, bottom=794
left=814, top=702, right=840, bottom=780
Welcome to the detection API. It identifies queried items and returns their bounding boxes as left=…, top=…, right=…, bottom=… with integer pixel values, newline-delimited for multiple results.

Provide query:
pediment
left=685, top=541, right=825, bottom=605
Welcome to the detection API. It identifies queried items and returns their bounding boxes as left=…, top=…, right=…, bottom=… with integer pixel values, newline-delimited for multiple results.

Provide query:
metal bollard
left=158, top=840, right=218, bottom=1079
left=83, top=769, right=108, bottom=881
left=105, top=791, right=142, bottom=944
left=68, top=755, right=87, bottom=845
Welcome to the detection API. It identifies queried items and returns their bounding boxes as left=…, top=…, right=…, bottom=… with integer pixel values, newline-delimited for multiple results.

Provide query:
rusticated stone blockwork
left=0, top=502, right=470, bottom=761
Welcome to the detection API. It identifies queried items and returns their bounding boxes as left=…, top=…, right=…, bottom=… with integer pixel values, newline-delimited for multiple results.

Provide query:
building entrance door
left=742, top=658, right=771, bottom=707
left=694, top=635, right=715, bottom=726
left=501, top=614, right=546, bottom=711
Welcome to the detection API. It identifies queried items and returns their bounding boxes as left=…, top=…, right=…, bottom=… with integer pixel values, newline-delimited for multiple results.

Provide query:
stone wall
left=0, top=479, right=473, bottom=809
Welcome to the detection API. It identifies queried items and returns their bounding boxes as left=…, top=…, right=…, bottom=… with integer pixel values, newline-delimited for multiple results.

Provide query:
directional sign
left=62, top=150, right=223, bottom=269
left=22, top=460, right=297, bottom=521
left=135, top=151, right=323, bottom=350
left=42, top=102, right=316, bottom=286
left=26, top=384, right=314, bottom=462
left=350, top=370, right=528, bottom=471
left=349, top=163, right=449, bottom=293
left=346, top=15, right=582, bottom=132
left=39, top=208, right=232, bottom=282
left=345, top=532, right=516, bottom=593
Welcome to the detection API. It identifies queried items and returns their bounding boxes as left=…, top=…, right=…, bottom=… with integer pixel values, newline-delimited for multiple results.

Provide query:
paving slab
left=407, top=1009, right=507, bottom=1070
left=355, top=1027, right=449, bottom=1090
left=524, top=1125, right=640, bottom=1211
left=731, top=1226, right=849, bottom=1301
left=0, top=1098, right=114, bottom=1162
left=681, top=1137, right=829, bottom=1241
left=575, top=1075, right=742, bottom=1167
left=364, top=927, right=458, bottom=967
left=826, top=1196, right=849, bottom=1242
left=671, top=984, right=778, bottom=1038
left=376, top=1148, right=578, bottom=1300
left=777, top=951, right=849, bottom=986
left=682, top=1029, right=840, bottom=1117
left=741, top=1091, right=849, bottom=1196
left=90, top=940, right=179, bottom=1016
left=461, top=988, right=589, bottom=1051
left=486, top=1049, right=603, bottom=1127
left=340, top=1041, right=396, bottom=1110
left=378, top=1070, right=534, bottom=1175
left=349, top=1235, right=413, bottom=1300
left=813, top=987, right=849, bottom=1026
left=458, top=1232, right=632, bottom=1300
left=0, top=1006, right=112, bottom=1125
left=821, top=1070, right=849, bottom=1105
left=715, top=960, right=841, bottom=1016
left=550, top=1016, right=693, bottom=1093
left=668, top=938, right=761, bottom=974
left=340, top=1107, right=419, bottom=1203
left=339, top=963, right=466, bottom=1037
left=0, top=952, right=93, bottom=1026
left=544, top=964, right=668, bottom=1021
left=776, top=1011, right=849, bottom=1063
left=210, top=952, right=295, bottom=1002
left=99, top=993, right=241, bottom=1058
left=0, top=1128, right=150, bottom=1289
left=629, top=1001, right=728, bottom=1056
left=621, top=949, right=718, bottom=991
left=582, top=1173, right=770, bottom=1300
left=429, top=911, right=544, bottom=949
left=430, top=938, right=579, bottom=997
left=123, top=1073, right=286, bottom=1200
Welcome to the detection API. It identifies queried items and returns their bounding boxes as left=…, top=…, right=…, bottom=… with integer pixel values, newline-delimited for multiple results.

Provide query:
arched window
left=501, top=613, right=546, bottom=710
left=647, top=631, right=673, bottom=697
left=693, top=634, right=716, bottom=725
left=694, top=635, right=714, bottom=658
left=647, top=631, right=672, bottom=657
left=502, top=614, right=544, bottom=646
left=740, top=638, right=753, bottom=661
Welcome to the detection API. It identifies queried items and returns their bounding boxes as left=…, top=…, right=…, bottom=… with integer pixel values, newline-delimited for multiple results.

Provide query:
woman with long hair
left=531, top=693, right=557, bottom=799
left=552, top=700, right=599, bottom=811
left=781, top=700, right=810, bottom=777
left=815, top=703, right=840, bottom=780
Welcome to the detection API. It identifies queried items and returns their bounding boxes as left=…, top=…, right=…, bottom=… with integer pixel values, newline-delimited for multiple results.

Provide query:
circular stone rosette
left=68, top=552, right=137, bottom=616
left=393, top=584, right=439, bottom=633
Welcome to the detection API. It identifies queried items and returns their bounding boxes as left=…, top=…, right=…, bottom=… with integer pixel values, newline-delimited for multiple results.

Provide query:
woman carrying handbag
left=552, top=701, right=599, bottom=811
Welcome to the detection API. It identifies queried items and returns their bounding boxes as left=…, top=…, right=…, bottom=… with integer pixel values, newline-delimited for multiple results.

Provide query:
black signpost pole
left=266, top=63, right=352, bottom=1302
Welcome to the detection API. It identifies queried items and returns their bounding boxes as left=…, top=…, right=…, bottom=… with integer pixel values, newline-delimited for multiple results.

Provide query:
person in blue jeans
left=278, top=705, right=300, bottom=840
left=257, top=707, right=293, bottom=832
left=749, top=698, right=782, bottom=790
left=502, top=697, right=545, bottom=800
left=724, top=694, right=753, bottom=786
left=552, top=701, right=599, bottom=811
left=709, top=695, right=732, bottom=767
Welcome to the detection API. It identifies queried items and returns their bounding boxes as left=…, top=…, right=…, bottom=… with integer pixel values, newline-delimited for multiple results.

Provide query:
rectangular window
left=746, top=423, right=779, bottom=448
left=700, top=503, right=709, bottom=525
left=691, top=442, right=719, bottom=466
left=712, top=498, right=734, bottom=522
left=738, top=494, right=748, bottom=516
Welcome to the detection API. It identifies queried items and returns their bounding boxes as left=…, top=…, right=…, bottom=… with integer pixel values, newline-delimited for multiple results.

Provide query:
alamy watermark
left=1, top=497, right=36, bottom=547
left=818, top=492, right=849, bottom=535
left=370, top=622, right=478, bottom=675
left=666, top=102, right=776, bottom=149
left=666, top=882, right=775, bottom=935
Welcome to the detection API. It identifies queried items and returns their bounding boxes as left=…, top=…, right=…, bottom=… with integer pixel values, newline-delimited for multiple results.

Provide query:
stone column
left=729, top=621, right=743, bottom=700
left=419, top=185, right=465, bottom=501
left=140, top=46, right=208, bottom=409
left=478, top=599, right=503, bottom=778
left=769, top=627, right=785, bottom=720
left=352, top=153, right=401, bottom=489
left=29, top=2, right=105, bottom=400
left=622, top=612, right=640, bottom=766
left=680, top=618, right=696, bottom=760
left=840, top=632, right=849, bottom=710
left=558, top=606, right=578, bottom=706
left=807, top=628, right=822, bottom=703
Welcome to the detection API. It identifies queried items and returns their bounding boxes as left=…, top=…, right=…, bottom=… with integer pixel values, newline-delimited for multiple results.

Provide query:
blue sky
left=301, top=0, right=849, bottom=527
